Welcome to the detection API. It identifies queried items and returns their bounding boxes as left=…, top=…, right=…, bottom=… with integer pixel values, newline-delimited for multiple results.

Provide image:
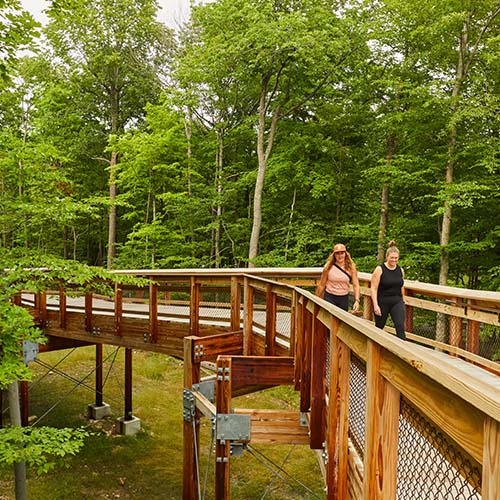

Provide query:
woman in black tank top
left=370, top=241, right=406, bottom=340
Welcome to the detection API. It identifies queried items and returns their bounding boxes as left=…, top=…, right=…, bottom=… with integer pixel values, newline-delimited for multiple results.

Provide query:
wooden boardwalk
left=16, top=268, right=500, bottom=499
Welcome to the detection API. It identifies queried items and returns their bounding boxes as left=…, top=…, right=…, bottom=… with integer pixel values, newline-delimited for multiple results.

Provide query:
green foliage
left=0, top=426, right=90, bottom=474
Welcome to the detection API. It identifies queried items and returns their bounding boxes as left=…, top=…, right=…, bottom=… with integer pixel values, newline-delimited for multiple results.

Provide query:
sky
left=19, top=0, right=193, bottom=29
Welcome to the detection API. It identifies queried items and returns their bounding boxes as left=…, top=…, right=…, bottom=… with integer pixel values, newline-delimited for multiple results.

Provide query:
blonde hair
left=385, top=240, right=400, bottom=258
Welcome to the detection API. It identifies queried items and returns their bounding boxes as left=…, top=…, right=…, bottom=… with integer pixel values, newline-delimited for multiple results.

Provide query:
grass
left=0, top=346, right=324, bottom=499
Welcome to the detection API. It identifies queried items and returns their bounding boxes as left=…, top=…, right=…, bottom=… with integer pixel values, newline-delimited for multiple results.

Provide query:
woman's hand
left=353, top=299, right=360, bottom=312
left=373, top=304, right=381, bottom=316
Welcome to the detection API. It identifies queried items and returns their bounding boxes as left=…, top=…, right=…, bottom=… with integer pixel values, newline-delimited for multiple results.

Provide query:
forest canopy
left=2, top=0, right=500, bottom=290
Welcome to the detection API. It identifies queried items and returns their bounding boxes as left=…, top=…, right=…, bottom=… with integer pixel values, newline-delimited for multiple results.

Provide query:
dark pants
left=324, top=291, right=349, bottom=311
left=375, top=295, right=406, bottom=340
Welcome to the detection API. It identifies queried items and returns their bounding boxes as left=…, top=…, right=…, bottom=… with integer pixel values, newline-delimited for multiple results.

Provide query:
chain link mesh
left=397, top=397, right=482, bottom=500
left=348, top=354, right=367, bottom=458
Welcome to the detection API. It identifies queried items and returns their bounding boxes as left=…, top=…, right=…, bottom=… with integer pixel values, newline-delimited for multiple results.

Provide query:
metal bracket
left=194, top=343, right=204, bottom=360
left=217, top=366, right=230, bottom=382
left=216, top=413, right=251, bottom=442
left=230, top=443, right=246, bottom=457
left=183, top=389, right=196, bottom=422
left=22, top=341, right=39, bottom=364
left=192, top=379, right=215, bottom=402
left=92, top=326, right=101, bottom=336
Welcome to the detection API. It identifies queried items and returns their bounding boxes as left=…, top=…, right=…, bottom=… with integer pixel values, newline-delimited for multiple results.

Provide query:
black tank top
left=378, top=264, right=403, bottom=297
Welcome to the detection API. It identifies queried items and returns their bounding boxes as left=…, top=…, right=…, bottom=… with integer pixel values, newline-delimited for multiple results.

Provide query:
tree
left=182, top=0, right=364, bottom=266
left=44, top=0, right=175, bottom=268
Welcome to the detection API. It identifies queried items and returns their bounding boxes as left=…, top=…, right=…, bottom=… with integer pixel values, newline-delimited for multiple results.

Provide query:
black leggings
left=375, top=295, right=406, bottom=340
left=324, top=291, right=349, bottom=311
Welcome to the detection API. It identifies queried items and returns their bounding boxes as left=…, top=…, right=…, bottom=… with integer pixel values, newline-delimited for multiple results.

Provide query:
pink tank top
left=325, top=265, right=350, bottom=296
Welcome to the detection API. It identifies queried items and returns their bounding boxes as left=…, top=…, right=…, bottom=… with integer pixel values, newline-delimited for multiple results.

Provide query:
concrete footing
left=87, top=403, right=111, bottom=420
left=116, top=416, right=141, bottom=435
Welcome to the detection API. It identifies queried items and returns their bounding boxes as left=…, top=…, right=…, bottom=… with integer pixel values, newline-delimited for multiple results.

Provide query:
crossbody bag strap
left=333, top=263, right=352, bottom=282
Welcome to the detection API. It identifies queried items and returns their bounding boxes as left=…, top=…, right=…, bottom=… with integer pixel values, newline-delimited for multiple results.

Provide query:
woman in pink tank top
left=316, top=243, right=360, bottom=312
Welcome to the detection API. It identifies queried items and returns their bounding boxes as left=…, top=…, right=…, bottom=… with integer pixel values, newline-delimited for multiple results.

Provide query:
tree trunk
left=8, top=382, right=27, bottom=500
left=377, top=135, right=396, bottom=263
left=248, top=80, right=281, bottom=267
left=107, top=150, right=118, bottom=269
left=213, top=130, right=224, bottom=268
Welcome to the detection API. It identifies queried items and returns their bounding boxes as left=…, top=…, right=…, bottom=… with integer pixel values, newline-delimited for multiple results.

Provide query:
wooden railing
left=17, top=268, right=500, bottom=499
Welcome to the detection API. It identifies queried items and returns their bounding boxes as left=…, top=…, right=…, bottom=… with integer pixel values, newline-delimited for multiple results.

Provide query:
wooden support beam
left=265, top=283, right=277, bottom=356
left=325, top=316, right=340, bottom=500
left=114, top=284, right=122, bottom=337
left=404, top=289, right=413, bottom=333
left=336, top=341, right=351, bottom=500
left=294, top=298, right=304, bottom=392
left=19, top=381, right=29, bottom=427
left=183, top=337, right=201, bottom=500
left=230, top=277, right=241, bottom=332
left=95, top=344, right=103, bottom=407
left=124, top=348, right=133, bottom=421
left=85, top=292, right=93, bottom=333
left=215, top=356, right=232, bottom=500
left=192, top=332, right=243, bottom=363
left=289, top=290, right=298, bottom=358
left=310, top=307, right=327, bottom=449
left=229, top=356, right=294, bottom=386
left=300, top=304, right=312, bottom=412
left=38, top=291, right=47, bottom=328
left=363, top=341, right=400, bottom=500
left=190, top=277, right=200, bottom=336
left=233, top=409, right=309, bottom=444
left=243, top=277, right=254, bottom=356
left=59, top=285, right=67, bottom=329
left=467, top=319, right=480, bottom=355
left=149, top=281, right=158, bottom=343
left=482, top=417, right=500, bottom=500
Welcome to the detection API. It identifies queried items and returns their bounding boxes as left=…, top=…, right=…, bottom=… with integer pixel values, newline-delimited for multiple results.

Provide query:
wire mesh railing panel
left=477, top=324, right=500, bottom=362
left=397, top=397, right=482, bottom=500
left=348, top=354, right=367, bottom=458
left=409, top=306, right=438, bottom=341
left=252, top=289, right=267, bottom=336
left=199, top=287, right=232, bottom=326
left=276, top=296, right=292, bottom=341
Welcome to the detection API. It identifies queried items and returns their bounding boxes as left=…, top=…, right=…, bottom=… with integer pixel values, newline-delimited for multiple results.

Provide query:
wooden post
left=19, top=381, right=29, bottom=427
left=149, top=280, right=158, bottom=343
left=215, top=356, right=232, bottom=499
left=325, top=317, right=340, bottom=500
left=310, top=307, right=327, bottom=449
left=124, top=348, right=133, bottom=421
left=85, top=292, right=93, bottom=333
left=294, top=297, right=304, bottom=392
left=289, top=290, right=298, bottom=358
left=404, top=289, right=413, bottom=334
left=59, top=285, right=67, bottom=329
left=230, top=276, right=241, bottom=331
left=336, top=340, right=351, bottom=500
left=243, top=277, right=254, bottom=355
left=449, top=315, right=462, bottom=348
left=38, top=291, right=47, bottom=328
left=363, top=341, right=400, bottom=500
left=299, top=304, right=312, bottom=412
left=482, top=417, right=500, bottom=500
left=467, top=319, right=480, bottom=354
left=115, top=284, right=123, bottom=336
left=363, top=293, right=373, bottom=321
left=190, top=277, right=200, bottom=336
left=183, top=336, right=201, bottom=500
left=95, top=344, right=103, bottom=407
left=265, top=283, right=277, bottom=356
